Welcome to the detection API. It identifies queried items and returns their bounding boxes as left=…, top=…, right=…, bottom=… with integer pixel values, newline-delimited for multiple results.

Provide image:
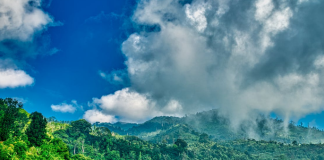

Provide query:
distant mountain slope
left=97, top=122, right=138, bottom=130
left=149, top=124, right=201, bottom=144
left=94, top=122, right=138, bottom=135
left=99, top=109, right=324, bottom=144
left=182, top=110, right=324, bottom=144
left=127, top=116, right=182, bottom=136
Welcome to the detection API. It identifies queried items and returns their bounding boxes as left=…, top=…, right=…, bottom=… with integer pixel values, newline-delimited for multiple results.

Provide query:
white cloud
left=83, top=110, right=117, bottom=124
left=84, top=88, right=183, bottom=123
left=86, top=88, right=161, bottom=123
left=185, top=3, right=208, bottom=32
left=255, top=0, right=274, bottom=22
left=264, top=8, right=293, bottom=34
left=51, top=100, right=81, bottom=113
left=0, top=69, right=34, bottom=88
left=0, top=0, right=52, bottom=41
left=255, top=0, right=293, bottom=51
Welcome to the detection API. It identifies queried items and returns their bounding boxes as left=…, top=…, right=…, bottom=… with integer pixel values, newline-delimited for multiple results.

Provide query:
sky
left=1, top=0, right=324, bottom=129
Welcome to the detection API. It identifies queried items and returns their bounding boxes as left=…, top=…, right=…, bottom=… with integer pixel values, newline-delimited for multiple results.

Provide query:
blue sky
left=1, top=0, right=324, bottom=129
left=0, top=0, right=134, bottom=121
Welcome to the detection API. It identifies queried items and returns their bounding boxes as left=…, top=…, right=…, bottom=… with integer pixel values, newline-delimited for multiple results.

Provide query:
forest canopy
left=1, top=98, right=324, bottom=160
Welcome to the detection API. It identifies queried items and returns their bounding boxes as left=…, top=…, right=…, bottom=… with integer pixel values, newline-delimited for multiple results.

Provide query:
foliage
left=26, top=111, right=48, bottom=147
left=39, top=138, right=70, bottom=159
left=53, top=119, right=195, bottom=160
left=199, top=133, right=209, bottom=143
left=70, top=119, right=92, bottom=136
left=0, top=98, right=70, bottom=160
left=0, top=98, right=24, bottom=141
left=175, top=139, right=188, bottom=148
left=3, top=97, right=324, bottom=159
left=71, top=154, right=92, bottom=160
left=220, top=139, right=324, bottom=159
left=94, top=122, right=138, bottom=135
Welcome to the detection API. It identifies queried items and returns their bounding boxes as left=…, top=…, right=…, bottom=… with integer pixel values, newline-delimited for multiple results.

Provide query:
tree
left=69, top=119, right=91, bottom=154
left=47, top=138, right=70, bottom=159
left=13, top=109, right=29, bottom=138
left=292, top=140, right=298, bottom=146
left=26, top=112, right=48, bottom=146
left=199, top=133, right=209, bottom=143
left=175, top=139, right=187, bottom=148
left=95, top=127, right=111, bottom=137
left=0, top=98, right=23, bottom=141
left=71, top=154, right=92, bottom=160
left=70, top=119, right=92, bottom=136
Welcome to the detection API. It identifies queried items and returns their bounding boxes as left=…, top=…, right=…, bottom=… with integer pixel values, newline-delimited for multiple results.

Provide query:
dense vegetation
left=54, top=119, right=234, bottom=159
left=0, top=98, right=69, bottom=159
left=2, top=98, right=324, bottom=159
left=221, top=139, right=324, bottom=159
left=104, top=110, right=324, bottom=144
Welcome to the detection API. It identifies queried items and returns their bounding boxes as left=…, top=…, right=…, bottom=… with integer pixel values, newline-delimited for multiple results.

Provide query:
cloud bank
left=0, top=0, right=54, bottom=88
left=85, top=0, right=324, bottom=124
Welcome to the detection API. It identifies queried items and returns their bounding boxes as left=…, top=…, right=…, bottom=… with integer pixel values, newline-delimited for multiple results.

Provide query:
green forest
left=1, top=98, right=324, bottom=160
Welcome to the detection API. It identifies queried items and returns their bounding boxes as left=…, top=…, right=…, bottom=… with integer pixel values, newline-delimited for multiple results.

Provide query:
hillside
left=0, top=98, right=70, bottom=160
left=105, top=110, right=324, bottom=145
left=2, top=98, right=324, bottom=159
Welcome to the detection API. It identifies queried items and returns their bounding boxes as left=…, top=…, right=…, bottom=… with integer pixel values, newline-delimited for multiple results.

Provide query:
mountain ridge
left=98, top=109, right=324, bottom=144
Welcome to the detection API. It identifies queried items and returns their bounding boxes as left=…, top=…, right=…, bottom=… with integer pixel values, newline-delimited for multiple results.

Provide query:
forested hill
left=98, top=110, right=324, bottom=144
left=2, top=98, right=324, bottom=159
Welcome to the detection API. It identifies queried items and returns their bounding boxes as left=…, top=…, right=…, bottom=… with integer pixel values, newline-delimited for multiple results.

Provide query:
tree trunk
left=74, top=143, right=77, bottom=155
left=82, top=139, right=85, bottom=153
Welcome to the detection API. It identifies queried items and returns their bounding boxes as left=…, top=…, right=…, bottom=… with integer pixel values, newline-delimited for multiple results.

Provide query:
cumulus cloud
left=0, top=0, right=55, bottom=88
left=0, top=0, right=52, bottom=41
left=51, top=100, right=81, bottom=113
left=90, top=0, right=324, bottom=125
left=85, top=88, right=161, bottom=123
left=0, top=69, right=34, bottom=88
left=83, top=110, right=117, bottom=124
left=84, top=88, right=183, bottom=123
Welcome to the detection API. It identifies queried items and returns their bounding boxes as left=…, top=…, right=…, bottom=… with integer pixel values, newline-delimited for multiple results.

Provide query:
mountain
left=95, top=122, right=138, bottom=131
left=102, top=110, right=324, bottom=144
left=94, top=122, right=138, bottom=135
left=127, top=116, right=182, bottom=138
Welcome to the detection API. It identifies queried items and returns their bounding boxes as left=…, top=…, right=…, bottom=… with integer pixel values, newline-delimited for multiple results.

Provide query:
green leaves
left=70, top=119, right=92, bottom=137
left=0, top=98, right=24, bottom=141
left=198, top=133, right=209, bottom=143
left=175, top=139, right=188, bottom=148
left=71, top=154, right=92, bottom=160
left=26, top=112, right=48, bottom=147
left=39, top=138, right=70, bottom=160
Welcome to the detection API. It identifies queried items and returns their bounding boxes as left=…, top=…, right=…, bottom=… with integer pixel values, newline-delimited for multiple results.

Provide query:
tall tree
left=0, top=98, right=23, bottom=141
left=68, top=119, right=91, bottom=154
left=70, top=119, right=92, bottom=136
left=199, top=133, right=209, bottom=143
left=175, top=139, right=188, bottom=148
left=26, top=112, right=48, bottom=146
